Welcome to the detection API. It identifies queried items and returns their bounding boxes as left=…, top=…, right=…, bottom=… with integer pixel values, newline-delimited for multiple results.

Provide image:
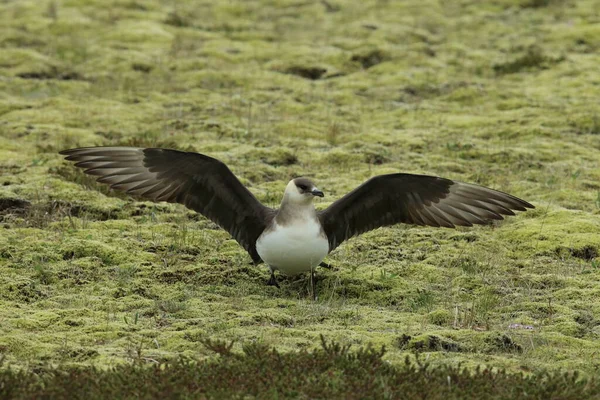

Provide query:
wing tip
left=59, top=148, right=78, bottom=156
left=508, top=199, right=534, bottom=212
left=59, top=147, right=98, bottom=158
left=452, top=180, right=535, bottom=210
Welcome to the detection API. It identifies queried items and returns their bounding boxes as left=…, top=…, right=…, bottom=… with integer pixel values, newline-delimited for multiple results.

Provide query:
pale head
left=283, top=177, right=324, bottom=205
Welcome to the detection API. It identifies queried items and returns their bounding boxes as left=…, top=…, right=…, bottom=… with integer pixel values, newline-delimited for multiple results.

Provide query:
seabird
left=59, top=147, right=534, bottom=299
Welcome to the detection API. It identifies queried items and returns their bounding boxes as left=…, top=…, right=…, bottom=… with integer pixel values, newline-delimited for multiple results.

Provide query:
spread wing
left=59, top=147, right=275, bottom=263
left=318, top=173, right=534, bottom=252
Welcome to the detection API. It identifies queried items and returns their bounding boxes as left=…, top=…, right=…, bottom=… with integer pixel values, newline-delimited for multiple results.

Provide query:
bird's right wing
left=59, top=147, right=275, bottom=263
left=318, top=173, right=534, bottom=252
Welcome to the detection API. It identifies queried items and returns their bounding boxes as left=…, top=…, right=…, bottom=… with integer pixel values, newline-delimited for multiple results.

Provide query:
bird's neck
left=276, top=199, right=316, bottom=225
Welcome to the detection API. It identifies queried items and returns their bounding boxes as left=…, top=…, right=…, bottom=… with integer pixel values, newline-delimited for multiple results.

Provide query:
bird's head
left=284, top=177, right=324, bottom=205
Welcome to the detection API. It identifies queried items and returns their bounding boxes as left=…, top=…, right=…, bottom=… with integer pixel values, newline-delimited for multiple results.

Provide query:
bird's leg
left=267, top=268, right=280, bottom=288
left=319, top=261, right=332, bottom=269
left=310, top=269, right=317, bottom=301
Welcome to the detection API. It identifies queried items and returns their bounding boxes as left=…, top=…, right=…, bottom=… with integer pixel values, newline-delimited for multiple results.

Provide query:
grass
left=2, top=337, right=600, bottom=399
left=1, top=0, right=600, bottom=395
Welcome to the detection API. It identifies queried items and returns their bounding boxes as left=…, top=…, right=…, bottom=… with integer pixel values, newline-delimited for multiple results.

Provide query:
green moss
left=398, top=333, right=465, bottom=353
left=1, top=0, right=600, bottom=379
left=483, top=333, right=523, bottom=354
left=493, top=46, right=565, bottom=75
left=428, top=310, right=453, bottom=326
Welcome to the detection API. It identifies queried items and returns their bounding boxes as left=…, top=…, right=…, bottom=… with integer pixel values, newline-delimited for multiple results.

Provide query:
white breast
left=256, top=218, right=329, bottom=276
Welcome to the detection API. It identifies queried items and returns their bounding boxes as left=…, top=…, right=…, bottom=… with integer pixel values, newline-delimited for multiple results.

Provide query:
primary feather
left=60, top=147, right=275, bottom=263
left=318, top=173, right=534, bottom=252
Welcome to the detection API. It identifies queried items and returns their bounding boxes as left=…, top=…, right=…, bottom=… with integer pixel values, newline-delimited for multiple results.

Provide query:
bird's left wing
left=318, top=173, right=534, bottom=252
left=59, top=147, right=275, bottom=263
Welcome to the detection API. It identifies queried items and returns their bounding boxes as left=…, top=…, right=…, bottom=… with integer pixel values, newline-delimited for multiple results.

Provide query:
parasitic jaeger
left=59, top=147, right=534, bottom=299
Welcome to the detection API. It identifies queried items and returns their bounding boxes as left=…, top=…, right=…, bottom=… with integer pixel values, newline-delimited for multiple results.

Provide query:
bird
left=59, top=147, right=534, bottom=299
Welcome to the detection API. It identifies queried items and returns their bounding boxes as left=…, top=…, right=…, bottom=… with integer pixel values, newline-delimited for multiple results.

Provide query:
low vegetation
left=2, top=337, right=600, bottom=399
left=1, top=0, right=600, bottom=396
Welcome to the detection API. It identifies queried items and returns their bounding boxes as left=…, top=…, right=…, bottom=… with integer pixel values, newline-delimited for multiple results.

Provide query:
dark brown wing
left=59, top=147, right=275, bottom=263
left=318, top=173, right=534, bottom=252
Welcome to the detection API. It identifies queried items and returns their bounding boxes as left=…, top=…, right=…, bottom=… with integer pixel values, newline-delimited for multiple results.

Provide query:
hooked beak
left=311, top=188, right=324, bottom=197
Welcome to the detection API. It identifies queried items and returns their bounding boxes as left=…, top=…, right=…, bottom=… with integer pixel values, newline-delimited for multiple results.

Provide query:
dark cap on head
left=293, top=177, right=324, bottom=197
left=293, top=177, right=314, bottom=191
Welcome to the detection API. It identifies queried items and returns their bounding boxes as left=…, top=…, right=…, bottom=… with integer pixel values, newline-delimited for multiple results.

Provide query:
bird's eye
left=298, top=185, right=307, bottom=190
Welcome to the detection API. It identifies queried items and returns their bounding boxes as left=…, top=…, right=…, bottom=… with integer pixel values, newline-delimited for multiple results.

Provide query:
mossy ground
left=1, top=0, right=600, bottom=379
